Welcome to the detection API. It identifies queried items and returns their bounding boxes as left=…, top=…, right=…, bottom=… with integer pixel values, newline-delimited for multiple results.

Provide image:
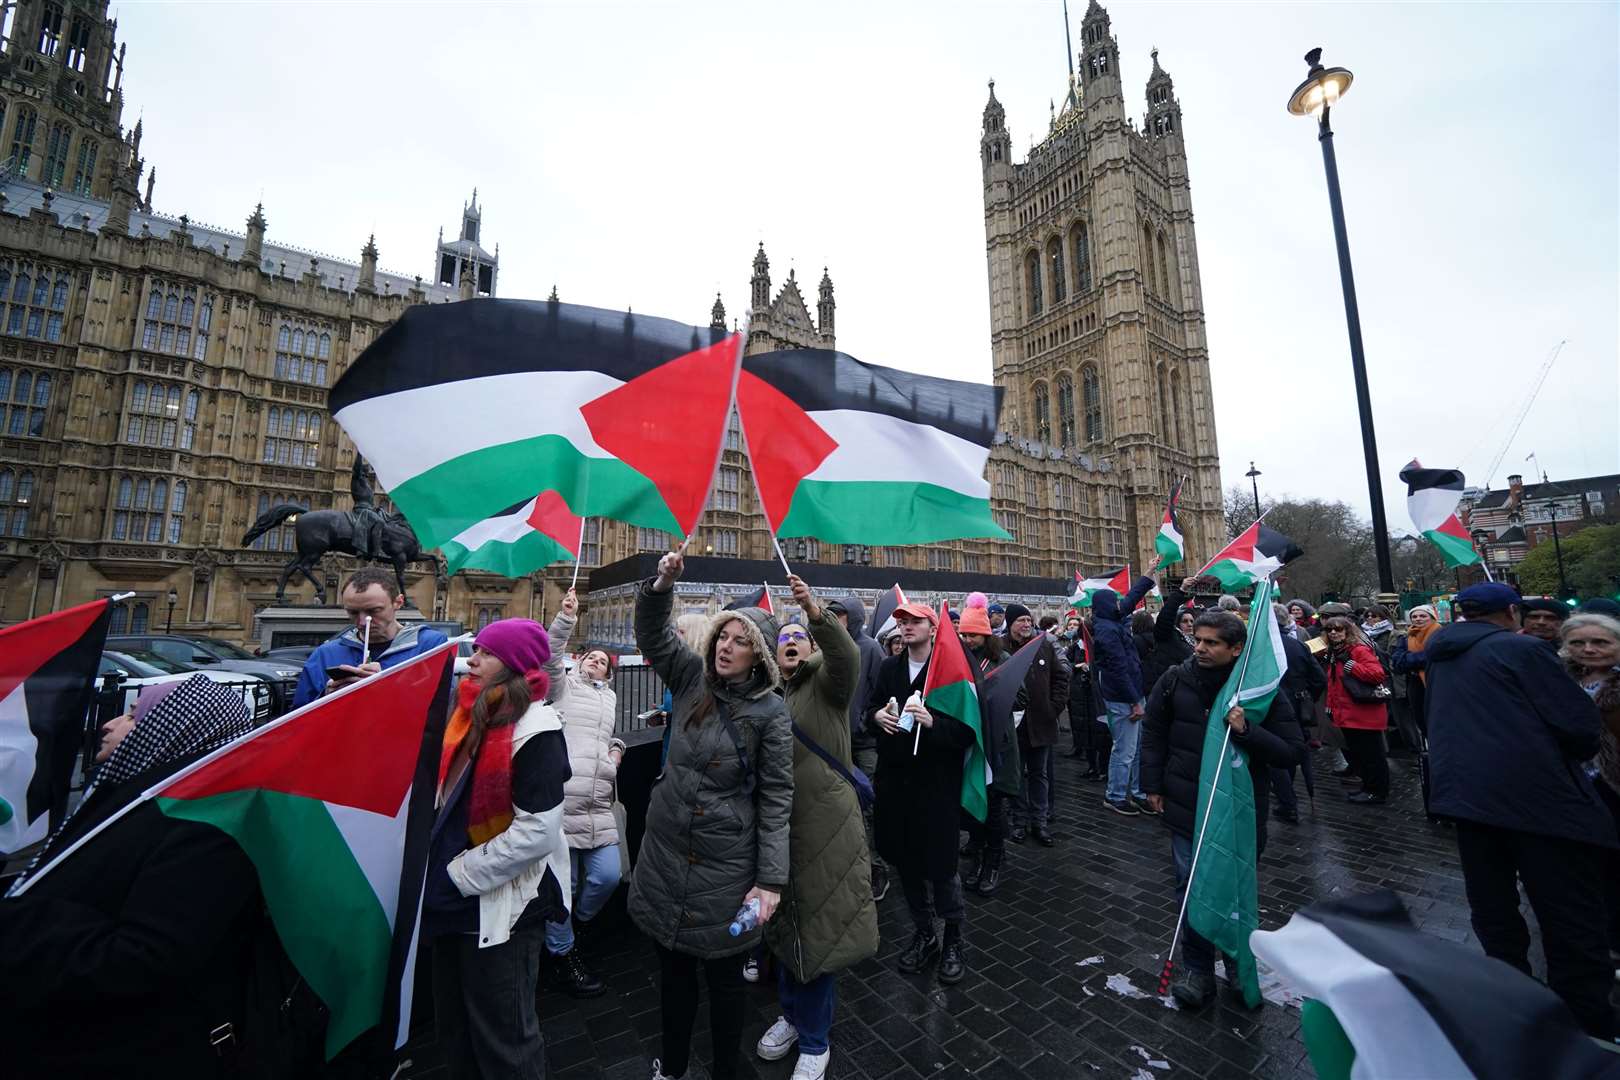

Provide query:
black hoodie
left=836, top=595, right=885, bottom=753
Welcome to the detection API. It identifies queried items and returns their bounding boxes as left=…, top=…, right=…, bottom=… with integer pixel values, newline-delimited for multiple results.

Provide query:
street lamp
left=1288, top=47, right=1395, bottom=598
left=165, top=588, right=178, bottom=633
left=1245, top=461, right=1263, bottom=519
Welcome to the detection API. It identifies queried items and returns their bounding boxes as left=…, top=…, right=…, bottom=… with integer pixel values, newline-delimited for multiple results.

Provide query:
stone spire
left=817, top=268, right=835, bottom=338
left=357, top=234, right=378, bottom=293
left=750, top=242, right=771, bottom=310
left=710, top=292, right=726, bottom=331
left=242, top=203, right=267, bottom=267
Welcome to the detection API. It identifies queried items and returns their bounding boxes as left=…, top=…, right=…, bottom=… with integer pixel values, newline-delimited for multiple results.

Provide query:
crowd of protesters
left=4, top=557, right=1616, bottom=1080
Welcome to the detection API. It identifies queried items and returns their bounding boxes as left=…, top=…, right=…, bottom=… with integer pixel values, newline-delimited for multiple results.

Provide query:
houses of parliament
left=0, top=0, right=1222, bottom=640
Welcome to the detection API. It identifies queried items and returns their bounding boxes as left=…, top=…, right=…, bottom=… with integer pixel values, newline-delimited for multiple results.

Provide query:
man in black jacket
left=1004, top=604, right=1070, bottom=845
left=1426, top=582, right=1616, bottom=1039
left=1269, top=602, right=1326, bottom=825
left=830, top=595, right=890, bottom=902
left=1140, top=611, right=1304, bottom=1009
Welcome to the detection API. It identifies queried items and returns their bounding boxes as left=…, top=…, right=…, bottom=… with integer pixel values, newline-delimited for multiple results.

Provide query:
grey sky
left=122, top=1, right=1617, bottom=528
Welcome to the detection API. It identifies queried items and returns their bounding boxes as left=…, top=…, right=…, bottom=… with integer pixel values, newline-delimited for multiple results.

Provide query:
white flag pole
left=570, top=516, right=589, bottom=591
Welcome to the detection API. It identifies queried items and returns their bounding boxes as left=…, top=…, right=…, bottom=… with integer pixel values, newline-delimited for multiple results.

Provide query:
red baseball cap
left=892, top=601, right=939, bottom=624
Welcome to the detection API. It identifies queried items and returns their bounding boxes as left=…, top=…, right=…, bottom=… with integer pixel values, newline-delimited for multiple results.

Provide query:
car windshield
left=194, top=637, right=259, bottom=660
left=120, top=649, right=194, bottom=675
left=104, top=651, right=171, bottom=678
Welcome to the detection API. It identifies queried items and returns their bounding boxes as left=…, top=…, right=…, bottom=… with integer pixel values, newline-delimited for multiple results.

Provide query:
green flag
left=1185, top=575, right=1286, bottom=1008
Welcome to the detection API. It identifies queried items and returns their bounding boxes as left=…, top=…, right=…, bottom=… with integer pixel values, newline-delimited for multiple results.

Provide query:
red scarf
left=438, top=678, right=515, bottom=845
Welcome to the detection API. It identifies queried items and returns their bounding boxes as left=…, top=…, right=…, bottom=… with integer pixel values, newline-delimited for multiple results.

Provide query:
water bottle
left=728, top=897, right=762, bottom=937
left=897, top=691, right=923, bottom=733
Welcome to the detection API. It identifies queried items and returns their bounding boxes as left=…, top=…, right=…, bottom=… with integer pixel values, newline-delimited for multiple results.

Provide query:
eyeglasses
left=777, top=630, right=810, bottom=644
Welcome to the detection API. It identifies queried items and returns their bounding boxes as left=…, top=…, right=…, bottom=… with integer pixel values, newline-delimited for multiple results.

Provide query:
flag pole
left=361, top=615, right=373, bottom=667
left=769, top=533, right=792, bottom=579
left=680, top=314, right=751, bottom=567
left=570, top=516, right=589, bottom=591
left=1156, top=575, right=1270, bottom=997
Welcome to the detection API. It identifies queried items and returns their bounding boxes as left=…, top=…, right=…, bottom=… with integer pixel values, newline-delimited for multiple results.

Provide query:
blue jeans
left=1104, top=700, right=1145, bottom=804
left=778, top=967, right=837, bottom=1054
left=1018, top=744, right=1053, bottom=826
left=1170, top=833, right=1216, bottom=976
left=544, top=844, right=622, bottom=955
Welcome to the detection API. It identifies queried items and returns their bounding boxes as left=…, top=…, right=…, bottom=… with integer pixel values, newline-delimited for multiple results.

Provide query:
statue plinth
left=255, top=605, right=435, bottom=653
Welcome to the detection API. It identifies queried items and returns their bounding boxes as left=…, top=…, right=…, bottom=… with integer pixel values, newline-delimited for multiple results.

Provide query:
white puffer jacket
left=546, top=612, right=626, bottom=850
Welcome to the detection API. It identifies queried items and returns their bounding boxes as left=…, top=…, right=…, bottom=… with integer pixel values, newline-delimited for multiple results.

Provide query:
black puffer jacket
left=1140, top=657, right=1305, bottom=844
left=1143, top=585, right=1195, bottom=691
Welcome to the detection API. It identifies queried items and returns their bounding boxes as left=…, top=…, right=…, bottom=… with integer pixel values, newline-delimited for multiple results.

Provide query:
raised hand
left=654, top=550, right=685, bottom=592
left=786, top=573, right=819, bottom=619
left=562, top=588, right=578, bottom=617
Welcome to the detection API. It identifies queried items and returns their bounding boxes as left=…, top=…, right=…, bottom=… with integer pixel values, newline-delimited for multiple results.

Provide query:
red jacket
left=1324, top=643, right=1388, bottom=730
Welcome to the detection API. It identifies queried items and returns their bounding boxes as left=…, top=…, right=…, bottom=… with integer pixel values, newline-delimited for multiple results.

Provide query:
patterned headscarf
left=8, top=676, right=255, bottom=894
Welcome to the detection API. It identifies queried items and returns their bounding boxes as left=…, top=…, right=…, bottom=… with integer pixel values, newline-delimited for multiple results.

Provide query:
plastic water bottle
left=728, top=897, right=762, bottom=937
left=898, top=691, right=923, bottom=733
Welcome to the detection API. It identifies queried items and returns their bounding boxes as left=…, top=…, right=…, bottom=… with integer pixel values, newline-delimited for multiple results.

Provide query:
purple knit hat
left=474, top=618, right=552, bottom=676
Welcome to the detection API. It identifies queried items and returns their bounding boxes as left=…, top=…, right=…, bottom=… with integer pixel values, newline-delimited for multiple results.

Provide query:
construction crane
left=1481, top=339, right=1566, bottom=490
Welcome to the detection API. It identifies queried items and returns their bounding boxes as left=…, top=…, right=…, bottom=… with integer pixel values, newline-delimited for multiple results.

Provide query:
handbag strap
left=716, top=701, right=756, bottom=798
left=791, top=721, right=857, bottom=789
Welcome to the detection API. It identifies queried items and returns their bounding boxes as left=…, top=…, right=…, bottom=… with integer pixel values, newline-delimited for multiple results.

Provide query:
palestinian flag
left=331, top=300, right=743, bottom=548
left=1069, top=566, right=1129, bottom=609
left=1251, top=891, right=1614, bottom=1080
left=735, top=349, right=1007, bottom=544
left=979, top=633, right=1044, bottom=782
left=1400, top=460, right=1482, bottom=569
left=0, top=599, right=112, bottom=853
left=16, top=640, right=457, bottom=1059
left=870, top=583, right=908, bottom=642
left=442, top=490, right=582, bottom=577
left=1198, top=521, right=1303, bottom=589
left=724, top=585, right=774, bottom=615
left=922, top=600, right=988, bottom=822
left=1155, top=478, right=1186, bottom=563
left=1183, top=576, right=1286, bottom=1009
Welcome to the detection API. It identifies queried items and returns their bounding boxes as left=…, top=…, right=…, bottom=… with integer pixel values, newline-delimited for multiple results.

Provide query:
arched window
left=162, top=293, right=179, bottom=321
left=0, top=268, right=9, bottom=300
left=198, top=301, right=212, bottom=333
left=318, top=333, right=331, bottom=359
left=1170, top=369, right=1186, bottom=449
left=42, top=122, right=70, bottom=187
left=291, top=329, right=304, bottom=355
left=1056, top=374, right=1076, bottom=448
left=277, top=326, right=290, bottom=350
left=0, top=469, right=11, bottom=501
left=1142, top=222, right=1157, bottom=295
left=29, top=274, right=46, bottom=306
left=304, top=333, right=317, bottom=357
left=131, top=380, right=148, bottom=413
left=267, top=406, right=279, bottom=433
left=1025, top=250, right=1043, bottom=318
left=49, top=277, right=66, bottom=309
left=116, top=476, right=131, bottom=507
left=309, top=414, right=321, bottom=440
left=172, top=480, right=187, bottom=514
left=31, top=374, right=48, bottom=405
left=10, top=272, right=26, bottom=302
left=71, top=137, right=96, bottom=194
left=1071, top=221, right=1092, bottom=295
left=10, top=106, right=37, bottom=170
left=145, top=289, right=162, bottom=320
left=15, top=470, right=31, bottom=503
left=164, top=386, right=180, bottom=416
left=1081, top=366, right=1103, bottom=443
left=179, top=296, right=194, bottom=324
left=14, top=371, right=29, bottom=403
left=184, top=389, right=199, bottom=420
left=1157, top=232, right=1171, bottom=303
left=0, top=369, right=8, bottom=399
left=1032, top=381, right=1051, bottom=443
left=1157, top=363, right=1171, bottom=442
left=1047, top=237, right=1066, bottom=303
left=108, top=604, right=127, bottom=634
left=134, top=478, right=150, bottom=509
left=153, top=479, right=167, bottom=513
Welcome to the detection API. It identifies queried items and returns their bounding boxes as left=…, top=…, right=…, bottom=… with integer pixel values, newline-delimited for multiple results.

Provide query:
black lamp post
left=1547, top=499, right=1571, bottom=598
left=1245, top=461, right=1263, bottom=519
left=165, top=588, right=178, bottom=633
left=1288, top=48, right=1395, bottom=597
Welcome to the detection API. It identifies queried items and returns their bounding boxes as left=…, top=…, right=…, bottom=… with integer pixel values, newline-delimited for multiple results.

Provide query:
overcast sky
left=122, top=1, right=1617, bottom=529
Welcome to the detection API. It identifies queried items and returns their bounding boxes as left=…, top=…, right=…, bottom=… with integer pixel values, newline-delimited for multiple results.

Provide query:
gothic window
left=263, top=407, right=321, bottom=468
left=1142, top=222, right=1157, bottom=295
left=42, top=123, right=70, bottom=187
left=710, top=527, right=738, bottom=558
left=1032, top=382, right=1051, bottom=443
left=994, top=509, right=1019, bottom=541
left=1157, top=233, right=1171, bottom=303
left=1170, top=369, right=1186, bottom=449
left=994, top=462, right=1018, bottom=501
left=179, top=296, right=195, bottom=325
left=146, top=289, right=163, bottom=321
left=1024, top=471, right=1041, bottom=509
left=130, top=603, right=149, bottom=633
left=1056, top=373, right=1076, bottom=449
left=36, top=5, right=63, bottom=57
left=709, top=466, right=741, bottom=512
left=1026, top=250, right=1043, bottom=318
left=929, top=547, right=954, bottom=572
left=1157, top=364, right=1172, bottom=443
left=0, top=366, right=48, bottom=437
left=1053, top=476, right=1075, bottom=513
left=0, top=467, right=29, bottom=536
left=1047, top=237, right=1066, bottom=303
left=1081, top=366, right=1103, bottom=443
left=108, top=604, right=127, bottom=634
left=65, top=15, right=91, bottom=72
left=1071, top=222, right=1093, bottom=295
left=635, top=528, right=670, bottom=553
left=275, top=323, right=329, bottom=386
left=251, top=491, right=310, bottom=551
left=1056, top=519, right=1077, bottom=552
left=50, top=277, right=67, bottom=309
left=163, top=293, right=179, bottom=321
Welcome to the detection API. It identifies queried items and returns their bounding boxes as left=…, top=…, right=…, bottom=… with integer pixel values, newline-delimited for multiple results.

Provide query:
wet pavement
left=400, top=744, right=1481, bottom=1080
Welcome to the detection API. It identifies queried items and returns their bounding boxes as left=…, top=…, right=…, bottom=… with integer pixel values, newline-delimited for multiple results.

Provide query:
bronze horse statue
left=241, top=504, right=422, bottom=605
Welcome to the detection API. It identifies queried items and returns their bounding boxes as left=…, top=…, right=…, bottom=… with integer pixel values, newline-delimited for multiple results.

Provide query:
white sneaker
left=756, top=1016, right=799, bottom=1061
left=790, top=1050, right=830, bottom=1080
left=650, top=1060, right=707, bottom=1080
left=742, top=956, right=760, bottom=983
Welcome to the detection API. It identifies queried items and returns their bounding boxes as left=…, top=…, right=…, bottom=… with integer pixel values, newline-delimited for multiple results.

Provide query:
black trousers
left=965, top=790, right=1009, bottom=854
left=1454, top=821, right=1617, bottom=1040
left=1599, top=780, right=1620, bottom=953
left=1341, top=728, right=1389, bottom=796
left=430, top=928, right=546, bottom=1080
left=655, top=943, right=747, bottom=1080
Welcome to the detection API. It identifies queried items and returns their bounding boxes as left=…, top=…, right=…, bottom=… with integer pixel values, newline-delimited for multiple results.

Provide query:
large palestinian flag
left=1198, top=522, right=1303, bottom=589
left=1155, top=478, right=1186, bottom=563
left=1069, top=566, right=1129, bottom=609
left=0, top=598, right=112, bottom=853
left=16, top=640, right=457, bottom=1059
left=922, top=600, right=988, bottom=823
left=331, top=300, right=743, bottom=549
left=442, top=490, right=583, bottom=577
left=1399, top=460, right=1482, bottom=569
left=1252, top=890, right=1615, bottom=1080
left=735, top=349, right=1007, bottom=544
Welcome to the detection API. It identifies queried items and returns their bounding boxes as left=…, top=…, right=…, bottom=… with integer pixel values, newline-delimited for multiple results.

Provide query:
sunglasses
left=777, top=630, right=810, bottom=644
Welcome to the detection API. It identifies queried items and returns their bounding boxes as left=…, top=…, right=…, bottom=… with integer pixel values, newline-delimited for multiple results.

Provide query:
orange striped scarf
left=438, top=678, right=514, bottom=844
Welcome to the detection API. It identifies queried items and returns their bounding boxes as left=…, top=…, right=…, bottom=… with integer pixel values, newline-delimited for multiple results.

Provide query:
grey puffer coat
left=544, top=611, right=626, bottom=850
left=628, top=580, right=794, bottom=958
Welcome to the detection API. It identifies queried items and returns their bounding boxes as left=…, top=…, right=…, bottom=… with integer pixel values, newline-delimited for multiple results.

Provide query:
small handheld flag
left=1069, top=566, right=1130, bottom=609
left=1197, top=521, right=1303, bottom=590
left=1400, top=460, right=1483, bottom=569
left=1155, top=478, right=1186, bottom=564
left=920, top=600, right=988, bottom=823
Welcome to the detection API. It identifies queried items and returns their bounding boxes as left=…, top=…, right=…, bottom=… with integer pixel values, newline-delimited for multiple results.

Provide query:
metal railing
left=611, top=663, right=669, bottom=735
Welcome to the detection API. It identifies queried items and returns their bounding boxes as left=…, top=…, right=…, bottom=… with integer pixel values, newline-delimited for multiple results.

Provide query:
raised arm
left=635, top=552, right=704, bottom=700
left=544, top=591, right=578, bottom=702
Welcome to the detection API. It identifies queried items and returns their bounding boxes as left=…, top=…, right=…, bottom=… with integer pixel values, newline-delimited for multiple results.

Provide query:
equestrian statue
left=241, top=456, right=424, bottom=605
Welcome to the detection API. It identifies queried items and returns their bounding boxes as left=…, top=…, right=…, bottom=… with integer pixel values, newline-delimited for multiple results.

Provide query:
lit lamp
left=1286, top=47, right=1395, bottom=599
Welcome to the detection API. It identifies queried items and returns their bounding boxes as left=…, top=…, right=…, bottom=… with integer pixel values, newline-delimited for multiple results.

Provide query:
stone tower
left=434, top=190, right=498, bottom=297
left=0, top=0, right=130, bottom=197
left=978, top=0, right=1222, bottom=574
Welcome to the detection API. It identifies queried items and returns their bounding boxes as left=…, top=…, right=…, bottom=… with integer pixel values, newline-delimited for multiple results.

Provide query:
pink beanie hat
left=474, top=618, right=552, bottom=677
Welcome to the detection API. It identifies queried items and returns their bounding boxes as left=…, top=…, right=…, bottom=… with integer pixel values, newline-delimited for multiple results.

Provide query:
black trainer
left=896, top=928, right=940, bottom=975
left=1009, top=824, right=1027, bottom=844
left=870, top=864, right=890, bottom=902
left=962, top=853, right=986, bottom=890
left=975, top=851, right=1001, bottom=896
left=1033, top=824, right=1055, bottom=847
left=1170, top=968, right=1215, bottom=1009
left=938, top=924, right=965, bottom=985
left=550, top=949, right=605, bottom=999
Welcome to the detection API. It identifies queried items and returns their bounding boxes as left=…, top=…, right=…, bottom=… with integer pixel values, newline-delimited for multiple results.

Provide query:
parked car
left=105, top=634, right=303, bottom=714
left=98, top=650, right=274, bottom=724
left=261, top=645, right=317, bottom=663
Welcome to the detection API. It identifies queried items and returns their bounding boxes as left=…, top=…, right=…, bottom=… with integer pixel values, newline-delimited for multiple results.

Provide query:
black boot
left=897, top=927, right=940, bottom=975
left=975, top=851, right=1001, bottom=896
left=1033, top=824, right=1055, bottom=847
left=963, top=853, right=986, bottom=890
left=938, top=924, right=965, bottom=985
left=959, top=836, right=983, bottom=860
left=548, top=949, right=605, bottom=999
left=1009, top=822, right=1027, bottom=845
left=1170, top=968, right=1215, bottom=1010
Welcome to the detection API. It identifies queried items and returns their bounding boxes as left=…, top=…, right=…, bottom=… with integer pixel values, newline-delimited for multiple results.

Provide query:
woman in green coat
left=757, top=575, right=879, bottom=1080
